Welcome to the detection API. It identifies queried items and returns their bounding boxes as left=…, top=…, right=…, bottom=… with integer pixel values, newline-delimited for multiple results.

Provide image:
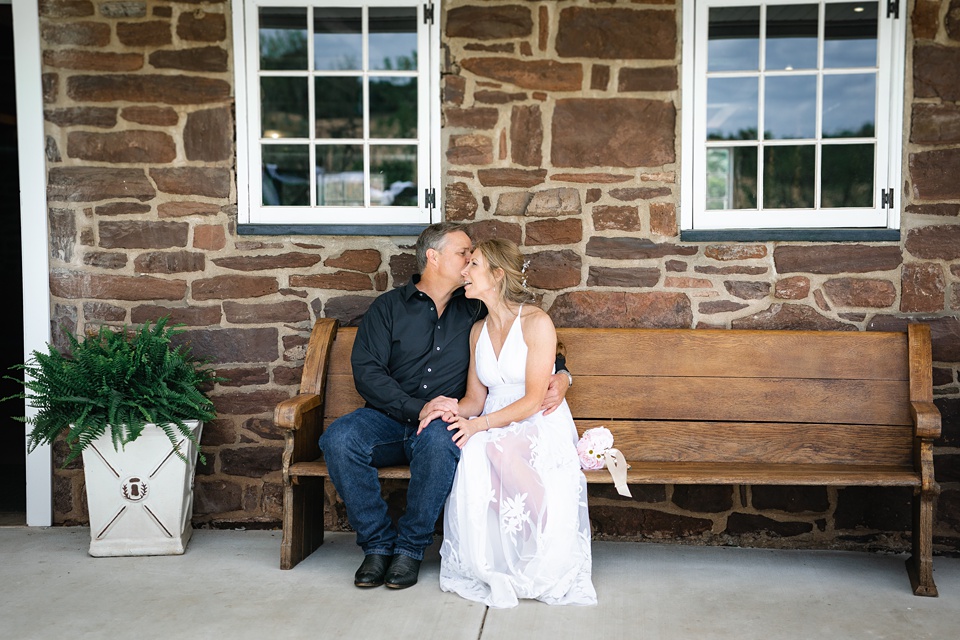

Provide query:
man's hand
left=540, top=372, right=570, bottom=416
left=417, top=396, right=459, bottom=434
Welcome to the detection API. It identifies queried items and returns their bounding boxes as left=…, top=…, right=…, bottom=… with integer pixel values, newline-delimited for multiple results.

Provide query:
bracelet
left=484, top=416, right=491, bottom=430
left=558, top=369, right=573, bottom=387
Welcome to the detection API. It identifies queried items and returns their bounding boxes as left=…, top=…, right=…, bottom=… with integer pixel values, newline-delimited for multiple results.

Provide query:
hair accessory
left=576, top=426, right=632, bottom=497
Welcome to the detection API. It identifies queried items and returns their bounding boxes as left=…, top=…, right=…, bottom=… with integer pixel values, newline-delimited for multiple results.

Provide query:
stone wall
left=37, top=0, right=960, bottom=554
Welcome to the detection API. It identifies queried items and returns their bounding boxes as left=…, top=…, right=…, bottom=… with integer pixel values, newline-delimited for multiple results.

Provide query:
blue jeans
left=318, top=407, right=461, bottom=561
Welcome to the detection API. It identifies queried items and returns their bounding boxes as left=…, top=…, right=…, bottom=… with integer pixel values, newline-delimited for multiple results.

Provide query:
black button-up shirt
left=351, top=276, right=484, bottom=424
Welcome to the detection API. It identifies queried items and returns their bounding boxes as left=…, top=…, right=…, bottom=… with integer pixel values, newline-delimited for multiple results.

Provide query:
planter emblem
left=121, top=477, right=148, bottom=502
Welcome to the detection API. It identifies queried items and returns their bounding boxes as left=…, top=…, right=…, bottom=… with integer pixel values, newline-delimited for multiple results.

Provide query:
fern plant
left=6, top=316, right=221, bottom=466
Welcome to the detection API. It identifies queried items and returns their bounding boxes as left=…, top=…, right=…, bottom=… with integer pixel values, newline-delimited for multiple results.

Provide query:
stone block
left=100, top=2, right=147, bottom=18
left=949, top=0, right=960, bottom=40
left=134, top=250, right=205, bottom=274
left=901, top=262, right=945, bottom=312
left=43, top=50, right=143, bottom=72
left=773, top=245, right=902, bottom=274
left=290, top=271, right=373, bottom=291
left=587, top=266, right=660, bottom=288
left=822, top=278, right=896, bottom=308
left=84, top=302, right=126, bottom=322
left=478, top=168, right=547, bottom=187
left=446, top=133, right=494, bottom=165
left=698, top=300, right=748, bottom=314
left=68, top=74, right=231, bottom=105
left=184, top=106, right=232, bottom=161
left=936, top=396, right=960, bottom=446
left=751, top=486, right=829, bottom=513
left=48, top=167, right=156, bottom=202
left=672, top=485, right=734, bottom=513
left=325, top=249, right=381, bottom=273
left=151, top=167, right=231, bottom=198
left=593, top=205, right=641, bottom=231
left=121, top=106, right=179, bottom=126
left=444, top=106, right=499, bottom=129
left=525, top=218, right=582, bottom=245
left=468, top=219, right=523, bottom=245
left=216, top=368, right=270, bottom=388
left=774, top=276, right=810, bottom=300
left=549, top=291, right=693, bottom=328
left=914, top=44, right=960, bottom=101
left=176, top=327, right=280, bottom=366
left=649, top=201, right=677, bottom=236
left=731, top=303, right=855, bottom=331
left=41, top=21, right=110, bottom=46
left=912, top=0, right=942, bottom=39
left=446, top=4, right=532, bottom=40
left=609, top=186, right=672, bottom=201
left=552, top=98, right=675, bottom=168
left=39, top=0, right=95, bottom=18
left=474, top=90, right=527, bottom=104
left=389, top=253, right=417, bottom=285
left=194, top=224, right=226, bottom=251
left=177, top=10, right=227, bottom=42
left=725, top=513, right=813, bottom=537
left=911, top=103, right=960, bottom=145
left=324, top=295, right=376, bottom=327
left=149, top=46, right=228, bottom=72
left=834, top=486, right=912, bottom=532
left=905, top=224, right=960, bottom=260
left=211, top=252, right=321, bottom=272
left=526, top=250, right=582, bottom=290
left=910, top=149, right=960, bottom=200
left=98, top=220, right=188, bottom=249
left=157, top=202, right=220, bottom=218
left=510, top=104, right=543, bottom=167
left=68, top=130, right=176, bottom=163
left=83, top=252, right=127, bottom=269
left=556, top=7, right=676, bottom=60
left=705, top=244, right=767, bottom=261
left=526, top=187, right=580, bottom=217
left=45, top=106, right=118, bottom=128
left=192, top=275, right=279, bottom=300
left=586, top=237, right=698, bottom=260
left=50, top=270, right=186, bottom=301
left=445, top=182, right=478, bottom=220
left=194, top=479, right=243, bottom=515
left=116, top=20, right=171, bottom=46
left=131, top=304, right=222, bottom=326
left=222, top=300, right=310, bottom=325
left=618, top=66, right=678, bottom=92
left=460, top=57, right=582, bottom=91
left=905, top=203, right=960, bottom=217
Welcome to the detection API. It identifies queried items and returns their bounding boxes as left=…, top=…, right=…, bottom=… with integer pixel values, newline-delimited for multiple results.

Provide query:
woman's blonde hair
left=474, top=238, right=535, bottom=306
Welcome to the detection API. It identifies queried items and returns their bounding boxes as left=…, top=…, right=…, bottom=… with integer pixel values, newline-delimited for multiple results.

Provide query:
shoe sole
left=355, top=581, right=384, bottom=588
left=384, top=581, right=417, bottom=589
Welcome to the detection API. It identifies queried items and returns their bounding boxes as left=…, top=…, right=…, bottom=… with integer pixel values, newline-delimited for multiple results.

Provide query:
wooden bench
left=275, top=318, right=941, bottom=596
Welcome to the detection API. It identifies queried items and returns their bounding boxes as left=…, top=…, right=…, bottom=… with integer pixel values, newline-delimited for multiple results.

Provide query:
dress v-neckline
left=485, top=305, right=522, bottom=362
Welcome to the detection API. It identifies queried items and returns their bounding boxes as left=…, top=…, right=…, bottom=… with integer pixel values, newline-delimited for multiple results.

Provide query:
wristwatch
left=558, top=369, right=573, bottom=387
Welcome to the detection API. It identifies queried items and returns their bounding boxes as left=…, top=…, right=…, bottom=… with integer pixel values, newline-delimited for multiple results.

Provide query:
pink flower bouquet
left=577, top=426, right=614, bottom=470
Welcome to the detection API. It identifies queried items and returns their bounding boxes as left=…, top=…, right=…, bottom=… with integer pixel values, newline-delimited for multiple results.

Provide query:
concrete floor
left=1, top=527, right=958, bottom=640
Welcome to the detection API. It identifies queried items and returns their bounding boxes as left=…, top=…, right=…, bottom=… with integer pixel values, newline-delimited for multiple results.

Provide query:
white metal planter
left=81, top=421, right=203, bottom=557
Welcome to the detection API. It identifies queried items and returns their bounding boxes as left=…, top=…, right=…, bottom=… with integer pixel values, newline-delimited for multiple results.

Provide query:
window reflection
left=316, top=144, right=364, bottom=206
left=766, top=4, right=817, bottom=71
left=370, top=7, right=418, bottom=71
left=708, top=6, right=759, bottom=72
left=825, top=2, right=877, bottom=68
left=314, top=8, right=362, bottom=71
left=821, top=143, right=874, bottom=207
left=370, top=77, right=418, bottom=138
left=765, top=76, right=816, bottom=139
left=259, top=7, right=307, bottom=71
left=260, top=76, right=308, bottom=138
left=763, top=145, right=815, bottom=209
left=371, top=145, right=417, bottom=206
left=707, top=77, right=758, bottom=141
left=822, top=74, right=875, bottom=138
left=315, top=77, right=363, bottom=139
left=706, top=147, right=757, bottom=210
left=263, top=144, right=309, bottom=206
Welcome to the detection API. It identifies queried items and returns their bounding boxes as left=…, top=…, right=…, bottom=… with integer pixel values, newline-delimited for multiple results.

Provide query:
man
left=319, top=222, right=571, bottom=590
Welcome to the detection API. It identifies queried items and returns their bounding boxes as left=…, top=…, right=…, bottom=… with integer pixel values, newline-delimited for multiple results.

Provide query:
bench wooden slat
left=289, top=460, right=919, bottom=487
left=322, top=372, right=912, bottom=426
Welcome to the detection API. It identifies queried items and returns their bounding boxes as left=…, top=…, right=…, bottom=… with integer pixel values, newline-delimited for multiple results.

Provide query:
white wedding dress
left=439, top=309, right=597, bottom=608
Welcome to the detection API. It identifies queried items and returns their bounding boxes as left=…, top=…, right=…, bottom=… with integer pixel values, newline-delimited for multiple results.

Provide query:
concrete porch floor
left=1, top=527, right=958, bottom=640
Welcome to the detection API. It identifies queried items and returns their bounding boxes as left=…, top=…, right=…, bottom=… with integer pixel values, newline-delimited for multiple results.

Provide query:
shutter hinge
left=425, top=188, right=436, bottom=209
left=887, top=0, right=900, bottom=19
left=881, top=187, right=895, bottom=209
left=423, top=2, right=434, bottom=25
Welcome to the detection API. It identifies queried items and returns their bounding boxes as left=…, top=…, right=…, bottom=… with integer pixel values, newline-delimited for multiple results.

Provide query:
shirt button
left=423, top=384, right=427, bottom=389
left=430, top=306, right=435, bottom=311
left=427, top=368, right=432, bottom=372
left=436, top=346, right=440, bottom=351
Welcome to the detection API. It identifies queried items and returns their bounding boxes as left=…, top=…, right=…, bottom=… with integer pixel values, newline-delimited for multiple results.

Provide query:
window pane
left=765, top=4, right=818, bottom=71
left=262, top=144, right=309, bottom=206
left=371, top=145, right=418, bottom=206
left=707, top=77, right=758, bottom=140
left=825, top=2, right=877, bottom=68
left=314, top=8, right=361, bottom=71
left=259, top=7, right=307, bottom=71
left=316, top=145, right=364, bottom=206
left=706, top=147, right=758, bottom=209
left=370, top=77, right=418, bottom=138
left=763, top=145, right=815, bottom=208
left=261, top=77, right=308, bottom=138
left=822, top=73, right=876, bottom=138
left=315, top=77, right=362, bottom=139
left=370, top=7, right=418, bottom=71
left=765, top=75, right=816, bottom=139
left=821, top=143, right=873, bottom=207
left=708, top=6, right=760, bottom=72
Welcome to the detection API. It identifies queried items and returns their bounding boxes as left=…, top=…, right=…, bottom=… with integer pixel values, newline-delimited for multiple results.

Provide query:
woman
left=419, top=238, right=596, bottom=608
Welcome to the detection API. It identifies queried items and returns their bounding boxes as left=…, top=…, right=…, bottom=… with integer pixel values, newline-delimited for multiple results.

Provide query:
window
left=680, top=0, right=906, bottom=235
left=232, top=0, right=440, bottom=233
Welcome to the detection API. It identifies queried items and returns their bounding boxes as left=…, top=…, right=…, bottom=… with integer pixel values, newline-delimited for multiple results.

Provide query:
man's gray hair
left=415, top=222, right=471, bottom=272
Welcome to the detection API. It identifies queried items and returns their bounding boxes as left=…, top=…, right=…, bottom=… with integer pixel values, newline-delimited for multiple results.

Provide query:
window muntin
left=236, top=0, right=437, bottom=228
left=686, top=0, right=903, bottom=231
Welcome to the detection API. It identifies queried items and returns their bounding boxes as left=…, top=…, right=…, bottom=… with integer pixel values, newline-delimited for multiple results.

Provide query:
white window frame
left=680, top=0, right=906, bottom=232
left=232, top=0, right=441, bottom=231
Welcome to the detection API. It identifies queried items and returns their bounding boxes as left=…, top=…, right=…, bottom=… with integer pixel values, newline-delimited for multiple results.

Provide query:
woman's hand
left=447, top=416, right=485, bottom=449
left=417, top=409, right=458, bottom=434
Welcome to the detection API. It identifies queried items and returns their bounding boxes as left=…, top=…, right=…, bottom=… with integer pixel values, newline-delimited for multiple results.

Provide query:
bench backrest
left=309, top=325, right=925, bottom=468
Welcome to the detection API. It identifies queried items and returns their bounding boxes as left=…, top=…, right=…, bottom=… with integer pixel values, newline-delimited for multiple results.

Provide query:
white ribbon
left=603, top=448, right=632, bottom=498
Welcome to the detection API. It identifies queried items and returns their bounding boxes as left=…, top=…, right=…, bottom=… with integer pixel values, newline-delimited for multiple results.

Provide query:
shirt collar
left=402, top=274, right=466, bottom=301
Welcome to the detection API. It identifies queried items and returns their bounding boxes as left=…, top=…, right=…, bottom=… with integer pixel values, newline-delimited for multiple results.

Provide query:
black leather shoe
left=384, top=554, right=421, bottom=589
left=354, top=554, right=390, bottom=588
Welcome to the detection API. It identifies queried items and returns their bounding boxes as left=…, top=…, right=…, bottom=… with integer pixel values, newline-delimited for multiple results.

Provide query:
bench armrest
left=910, top=401, right=941, bottom=440
left=275, top=393, right=322, bottom=431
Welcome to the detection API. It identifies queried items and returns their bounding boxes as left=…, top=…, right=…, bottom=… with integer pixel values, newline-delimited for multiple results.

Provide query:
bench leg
left=906, top=487, right=938, bottom=597
left=281, top=476, right=325, bottom=570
